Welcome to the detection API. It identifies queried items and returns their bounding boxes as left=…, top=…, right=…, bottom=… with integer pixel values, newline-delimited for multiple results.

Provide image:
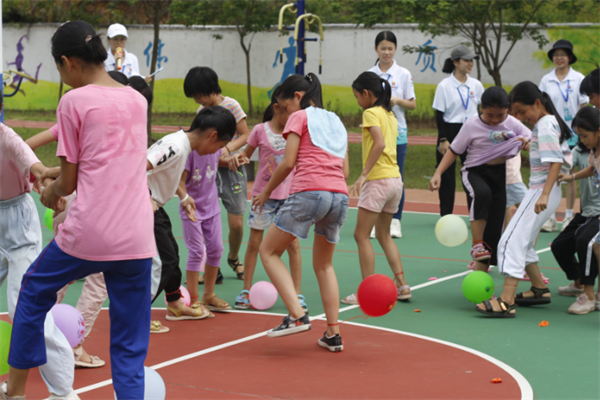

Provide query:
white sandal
left=397, top=285, right=412, bottom=301
left=341, top=293, right=359, bottom=305
left=74, top=355, right=106, bottom=369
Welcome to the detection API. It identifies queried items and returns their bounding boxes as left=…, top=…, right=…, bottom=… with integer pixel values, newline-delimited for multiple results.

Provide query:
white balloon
left=435, top=215, right=468, bottom=247
left=116, top=367, right=166, bottom=400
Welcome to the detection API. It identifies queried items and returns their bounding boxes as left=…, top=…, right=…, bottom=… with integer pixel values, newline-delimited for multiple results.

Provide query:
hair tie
left=305, top=74, right=312, bottom=83
left=85, top=35, right=92, bottom=43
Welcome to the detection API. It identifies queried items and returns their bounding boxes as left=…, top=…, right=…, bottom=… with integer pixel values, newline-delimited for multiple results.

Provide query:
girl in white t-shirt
left=368, top=31, right=416, bottom=238
left=432, top=45, right=485, bottom=218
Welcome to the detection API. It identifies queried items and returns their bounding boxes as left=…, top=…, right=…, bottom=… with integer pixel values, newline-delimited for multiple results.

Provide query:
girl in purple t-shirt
left=429, top=87, right=530, bottom=274
left=229, top=89, right=304, bottom=311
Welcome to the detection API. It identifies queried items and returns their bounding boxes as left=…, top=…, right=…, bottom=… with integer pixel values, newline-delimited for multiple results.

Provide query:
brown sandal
left=166, top=302, right=211, bottom=321
left=202, top=294, right=232, bottom=312
left=228, top=257, right=245, bottom=280
left=190, top=296, right=215, bottom=318
left=150, top=320, right=170, bottom=333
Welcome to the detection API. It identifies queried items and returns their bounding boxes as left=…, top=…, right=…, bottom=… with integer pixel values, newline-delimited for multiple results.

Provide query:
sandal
left=228, top=257, right=245, bottom=280
left=520, top=273, right=550, bottom=284
left=150, top=320, right=170, bottom=333
left=199, top=268, right=224, bottom=285
left=298, top=294, right=309, bottom=312
left=341, top=293, right=359, bottom=305
left=166, top=302, right=211, bottom=321
left=74, top=354, right=106, bottom=369
left=515, top=286, right=551, bottom=306
left=202, top=293, right=232, bottom=312
left=190, top=296, right=215, bottom=318
left=397, top=285, right=412, bottom=301
left=476, top=297, right=516, bottom=318
left=235, top=290, right=251, bottom=310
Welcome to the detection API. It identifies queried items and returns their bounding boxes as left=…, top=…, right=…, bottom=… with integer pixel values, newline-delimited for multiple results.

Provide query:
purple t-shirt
left=450, top=114, right=532, bottom=169
left=179, top=149, right=222, bottom=221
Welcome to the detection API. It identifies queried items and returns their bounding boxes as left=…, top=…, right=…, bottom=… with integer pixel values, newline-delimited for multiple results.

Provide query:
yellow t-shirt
left=361, top=106, right=401, bottom=181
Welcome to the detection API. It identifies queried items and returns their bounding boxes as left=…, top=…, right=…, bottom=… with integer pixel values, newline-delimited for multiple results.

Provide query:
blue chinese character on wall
left=415, top=40, right=436, bottom=73
left=144, top=39, right=169, bottom=69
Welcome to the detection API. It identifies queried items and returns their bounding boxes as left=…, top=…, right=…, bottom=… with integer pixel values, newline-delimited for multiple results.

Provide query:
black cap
left=547, top=39, right=577, bottom=65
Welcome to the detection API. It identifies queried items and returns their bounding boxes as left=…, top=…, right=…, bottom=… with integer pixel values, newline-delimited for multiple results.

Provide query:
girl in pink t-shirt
left=229, top=89, right=304, bottom=311
left=5, top=21, right=155, bottom=400
left=252, top=74, right=350, bottom=352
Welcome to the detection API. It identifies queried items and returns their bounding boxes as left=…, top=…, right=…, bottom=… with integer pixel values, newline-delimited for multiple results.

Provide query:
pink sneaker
left=471, top=243, right=491, bottom=261
left=467, top=260, right=491, bottom=272
left=520, top=273, right=550, bottom=284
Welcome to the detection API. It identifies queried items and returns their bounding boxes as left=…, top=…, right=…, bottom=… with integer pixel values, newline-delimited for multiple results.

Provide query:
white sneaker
left=568, top=294, right=597, bottom=315
left=595, top=292, right=600, bottom=310
left=561, top=216, right=574, bottom=232
left=390, top=219, right=402, bottom=238
left=341, top=293, right=359, bottom=305
left=370, top=227, right=376, bottom=239
left=541, top=218, right=558, bottom=232
left=558, top=282, right=585, bottom=297
left=1, top=381, right=25, bottom=399
left=49, top=391, right=80, bottom=400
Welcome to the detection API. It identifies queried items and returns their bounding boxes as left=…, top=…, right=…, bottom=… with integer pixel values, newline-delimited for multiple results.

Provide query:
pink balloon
left=249, top=281, right=278, bottom=310
left=50, top=304, right=85, bottom=348
left=164, top=285, right=191, bottom=307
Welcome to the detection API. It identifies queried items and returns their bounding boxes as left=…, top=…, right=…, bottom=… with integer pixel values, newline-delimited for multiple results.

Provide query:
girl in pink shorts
left=342, top=71, right=411, bottom=306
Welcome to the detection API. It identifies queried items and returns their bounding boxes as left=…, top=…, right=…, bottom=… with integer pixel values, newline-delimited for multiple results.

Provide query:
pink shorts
left=358, top=177, right=403, bottom=214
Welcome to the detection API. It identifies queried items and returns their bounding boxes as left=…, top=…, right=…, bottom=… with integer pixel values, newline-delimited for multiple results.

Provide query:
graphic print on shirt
left=262, top=154, right=288, bottom=185
left=192, top=164, right=216, bottom=188
left=489, top=130, right=516, bottom=145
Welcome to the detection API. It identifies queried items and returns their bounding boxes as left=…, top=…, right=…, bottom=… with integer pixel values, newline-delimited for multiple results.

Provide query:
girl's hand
left=40, top=166, right=61, bottom=181
left=557, top=173, right=573, bottom=183
left=150, top=196, right=158, bottom=213
left=228, top=153, right=249, bottom=172
left=438, top=141, right=450, bottom=155
left=534, top=194, right=549, bottom=214
left=251, top=191, right=271, bottom=214
left=429, top=174, right=441, bottom=191
left=515, top=137, right=529, bottom=149
left=349, top=175, right=367, bottom=198
left=54, top=197, right=67, bottom=215
left=180, top=196, right=197, bottom=222
left=40, top=182, right=61, bottom=210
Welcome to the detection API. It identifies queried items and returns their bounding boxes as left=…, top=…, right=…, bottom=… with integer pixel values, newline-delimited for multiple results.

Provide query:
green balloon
left=462, top=271, right=495, bottom=303
left=44, top=208, right=54, bottom=231
left=0, top=321, right=12, bottom=375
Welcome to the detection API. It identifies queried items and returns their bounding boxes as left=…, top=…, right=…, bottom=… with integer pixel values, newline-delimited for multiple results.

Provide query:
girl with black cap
left=539, top=39, right=589, bottom=233
left=432, top=45, right=485, bottom=218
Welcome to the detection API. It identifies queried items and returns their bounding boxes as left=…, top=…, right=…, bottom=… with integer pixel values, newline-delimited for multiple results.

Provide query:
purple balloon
left=249, top=281, right=278, bottom=310
left=50, top=304, right=85, bottom=348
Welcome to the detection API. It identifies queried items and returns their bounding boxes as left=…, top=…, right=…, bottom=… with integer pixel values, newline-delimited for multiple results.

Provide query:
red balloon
left=357, top=274, right=397, bottom=317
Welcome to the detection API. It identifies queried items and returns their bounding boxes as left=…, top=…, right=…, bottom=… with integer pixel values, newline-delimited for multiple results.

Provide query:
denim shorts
left=274, top=191, right=349, bottom=244
left=248, top=198, right=285, bottom=230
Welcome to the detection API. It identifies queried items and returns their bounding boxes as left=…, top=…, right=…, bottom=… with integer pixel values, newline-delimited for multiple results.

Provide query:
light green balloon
left=462, top=271, right=495, bottom=303
left=0, top=321, right=12, bottom=375
left=44, top=208, right=54, bottom=231
left=435, top=214, right=468, bottom=247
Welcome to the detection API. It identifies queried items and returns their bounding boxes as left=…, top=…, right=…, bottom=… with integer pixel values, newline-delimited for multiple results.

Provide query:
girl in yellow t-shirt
left=342, top=71, right=411, bottom=305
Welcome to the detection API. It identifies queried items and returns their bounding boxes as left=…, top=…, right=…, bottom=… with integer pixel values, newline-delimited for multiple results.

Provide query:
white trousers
left=498, top=184, right=562, bottom=279
left=0, top=194, right=74, bottom=396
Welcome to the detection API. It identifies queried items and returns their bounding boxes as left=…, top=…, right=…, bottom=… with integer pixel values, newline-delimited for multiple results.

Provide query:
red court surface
left=2, top=311, right=525, bottom=400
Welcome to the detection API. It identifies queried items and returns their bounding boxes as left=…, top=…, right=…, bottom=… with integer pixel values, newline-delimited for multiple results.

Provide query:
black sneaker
left=267, top=313, right=311, bottom=338
left=318, top=332, right=344, bottom=352
left=199, top=268, right=224, bottom=285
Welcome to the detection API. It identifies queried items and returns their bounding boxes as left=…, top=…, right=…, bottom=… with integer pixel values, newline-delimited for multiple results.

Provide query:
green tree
left=170, top=0, right=280, bottom=114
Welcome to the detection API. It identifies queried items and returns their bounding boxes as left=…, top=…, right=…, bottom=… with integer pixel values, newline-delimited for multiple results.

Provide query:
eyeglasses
left=553, top=53, right=569, bottom=59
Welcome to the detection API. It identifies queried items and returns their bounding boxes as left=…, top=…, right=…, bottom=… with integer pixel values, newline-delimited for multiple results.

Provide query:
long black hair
left=509, top=81, right=571, bottom=143
left=51, top=21, right=107, bottom=65
left=263, top=85, right=283, bottom=122
left=187, top=106, right=236, bottom=142
left=274, top=73, right=323, bottom=110
left=580, top=68, right=599, bottom=97
left=572, top=106, right=600, bottom=134
left=442, top=58, right=456, bottom=74
left=352, top=71, right=392, bottom=112
left=374, top=31, right=397, bottom=65
left=481, top=86, right=509, bottom=110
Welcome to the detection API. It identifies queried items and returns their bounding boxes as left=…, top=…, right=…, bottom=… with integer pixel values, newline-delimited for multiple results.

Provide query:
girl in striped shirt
left=477, top=81, right=572, bottom=318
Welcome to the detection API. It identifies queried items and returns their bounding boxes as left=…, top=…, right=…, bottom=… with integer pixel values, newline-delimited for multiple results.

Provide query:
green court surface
left=2, top=193, right=599, bottom=400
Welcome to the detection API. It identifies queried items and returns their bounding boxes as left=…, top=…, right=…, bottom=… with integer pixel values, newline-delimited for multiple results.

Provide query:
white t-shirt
left=104, top=49, right=141, bottom=78
left=369, top=60, right=416, bottom=145
left=432, top=74, right=485, bottom=124
left=147, top=130, right=192, bottom=207
left=539, top=67, right=588, bottom=145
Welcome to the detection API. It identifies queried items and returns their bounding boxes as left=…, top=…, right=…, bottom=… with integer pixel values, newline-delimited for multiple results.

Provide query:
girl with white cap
left=104, top=23, right=151, bottom=82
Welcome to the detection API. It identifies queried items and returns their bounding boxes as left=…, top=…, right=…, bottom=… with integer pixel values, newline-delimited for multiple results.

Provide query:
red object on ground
left=539, top=320, right=549, bottom=327
left=414, top=309, right=421, bottom=313
left=492, top=378, right=503, bottom=383
left=357, top=274, right=397, bottom=317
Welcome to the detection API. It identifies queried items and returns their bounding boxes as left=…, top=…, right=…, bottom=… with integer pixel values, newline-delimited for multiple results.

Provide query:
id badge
left=564, top=107, right=573, bottom=122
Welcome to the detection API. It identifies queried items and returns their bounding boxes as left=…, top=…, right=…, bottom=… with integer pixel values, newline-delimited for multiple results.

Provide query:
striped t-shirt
left=529, top=115, right=572, bottom=190
left=198, top=96, right=247, bottom=154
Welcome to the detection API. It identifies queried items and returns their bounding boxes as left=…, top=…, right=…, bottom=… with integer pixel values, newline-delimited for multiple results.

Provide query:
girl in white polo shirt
left=104, top=23, right=151, bottom=82
left=368, top=31, right=416, bottom=238
left=432, top=45, right=485, bottom=218
left=538, top=39, right=588, bottom=232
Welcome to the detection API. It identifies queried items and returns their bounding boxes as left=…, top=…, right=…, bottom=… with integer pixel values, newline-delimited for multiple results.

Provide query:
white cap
left=107, top=23, right=128, bottom=39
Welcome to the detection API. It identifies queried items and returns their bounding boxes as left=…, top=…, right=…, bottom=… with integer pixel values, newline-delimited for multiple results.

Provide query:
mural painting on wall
left=268, top=37, right=296, bottom=99
left=415, top=39, right=437, bottom=73
left=144, top=39, right=169, bottom=69
left=5, top=35, right=42, bottom=97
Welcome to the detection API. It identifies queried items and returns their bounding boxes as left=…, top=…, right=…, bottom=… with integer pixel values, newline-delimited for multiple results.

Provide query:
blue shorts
left=506, top=182, right=528, bottom=208
left=274, top=191, right=349, bottom=244
left=248, top=198, right=286, bottom=230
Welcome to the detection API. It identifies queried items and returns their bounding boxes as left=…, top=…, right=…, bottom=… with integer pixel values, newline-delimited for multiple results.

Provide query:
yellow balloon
left=435, top=214, right=468, bottom=247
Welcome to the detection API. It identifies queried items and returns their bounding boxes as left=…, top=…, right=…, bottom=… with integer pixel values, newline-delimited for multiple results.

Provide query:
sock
left=326, top=333, right=337, bottom=339
left=565, top=209, right=573, bottom=219
left=550, top=212, right=556, bottom=220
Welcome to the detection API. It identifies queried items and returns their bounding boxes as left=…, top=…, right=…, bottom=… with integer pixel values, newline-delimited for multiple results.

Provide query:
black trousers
left=551, top=213, right=600, bottom=285
left=152, top=207, right=182, bottom=303
left=463, top=163, right=506, bottom=266
left=436, top=122, right=472, bottom=216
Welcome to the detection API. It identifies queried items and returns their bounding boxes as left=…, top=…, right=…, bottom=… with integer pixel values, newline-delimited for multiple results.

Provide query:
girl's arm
left=176, top=170, right=197, bottom=222
left=343, top=151, right=350, bottom=179
left=535, top=162, right=562, bottom=214
left=228, top=144, right=255, bottom=172
left=559, top=165, right=594, bottom=183
left=252, top=132, right=300, bottom=213
left=392, top=98, right=416, bottom=111
left=436, top=110, right=450, bottom=155
left=349, top=126, right=385, bottom=197
left=429, top=150, right=459, bottom=191
left=226, top=119, right=251, bottom=153
left=40, top=157, right=77, bottom=210
left=25, top=129, right=56, bottom=150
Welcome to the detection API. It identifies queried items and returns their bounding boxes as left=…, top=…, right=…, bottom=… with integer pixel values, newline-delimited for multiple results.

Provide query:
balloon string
left=341, top=313, right=370, bottom=322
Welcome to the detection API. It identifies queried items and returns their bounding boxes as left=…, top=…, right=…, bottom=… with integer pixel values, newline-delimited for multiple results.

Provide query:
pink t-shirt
left=50, top=124, right=59, bottom=140
left=451, top=115, right=532, bottom=169
left=0, top=123, right=40, bottom=200
left=55, top=85, right=156, bottom=261
left=248, top=122, right=294, bottom=200
left=283, top=110, right=348, bottom=195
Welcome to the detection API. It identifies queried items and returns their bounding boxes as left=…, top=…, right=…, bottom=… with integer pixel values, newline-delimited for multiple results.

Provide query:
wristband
left=180, top=194, right=189, bottom=203
left=572, top=173, right=577, bottom=182
left=224, top=145, right=231, bottom=155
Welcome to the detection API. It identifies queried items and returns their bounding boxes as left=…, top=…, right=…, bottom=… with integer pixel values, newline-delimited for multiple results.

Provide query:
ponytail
left=51, top=20, right=107, bottom=65
left=442, top=57, right=455, bottom=74
left=263, top=85, right=282, bottom=122
left=351, top=72, right=392, bottom=112
left=276, top=73, right=323, bottom=110
left=509, top=81, right=572, bottom=143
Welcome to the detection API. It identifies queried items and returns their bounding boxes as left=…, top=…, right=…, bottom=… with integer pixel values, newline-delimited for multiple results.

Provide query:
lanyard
left=457, top=85, right=470, bottom=111
left=555, top=80, right=570, bottom=103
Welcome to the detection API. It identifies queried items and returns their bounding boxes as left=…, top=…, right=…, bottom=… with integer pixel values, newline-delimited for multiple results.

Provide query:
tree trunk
left=244, top=47, right=253, bottom=115
left=490, top=69, right=502, bottom=87
left=147, top=3, right=161, bottom=146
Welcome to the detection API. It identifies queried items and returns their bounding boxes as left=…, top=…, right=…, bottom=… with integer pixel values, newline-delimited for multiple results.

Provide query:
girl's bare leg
left=354, top=207, right=380, bottom=279
left=287, top=238, right=303, bottom=294
left=243, top=229, right=264, bottom=291
left=313, top=234, right=341, bottom=337
left=375, top=212, right=408, bottom=292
